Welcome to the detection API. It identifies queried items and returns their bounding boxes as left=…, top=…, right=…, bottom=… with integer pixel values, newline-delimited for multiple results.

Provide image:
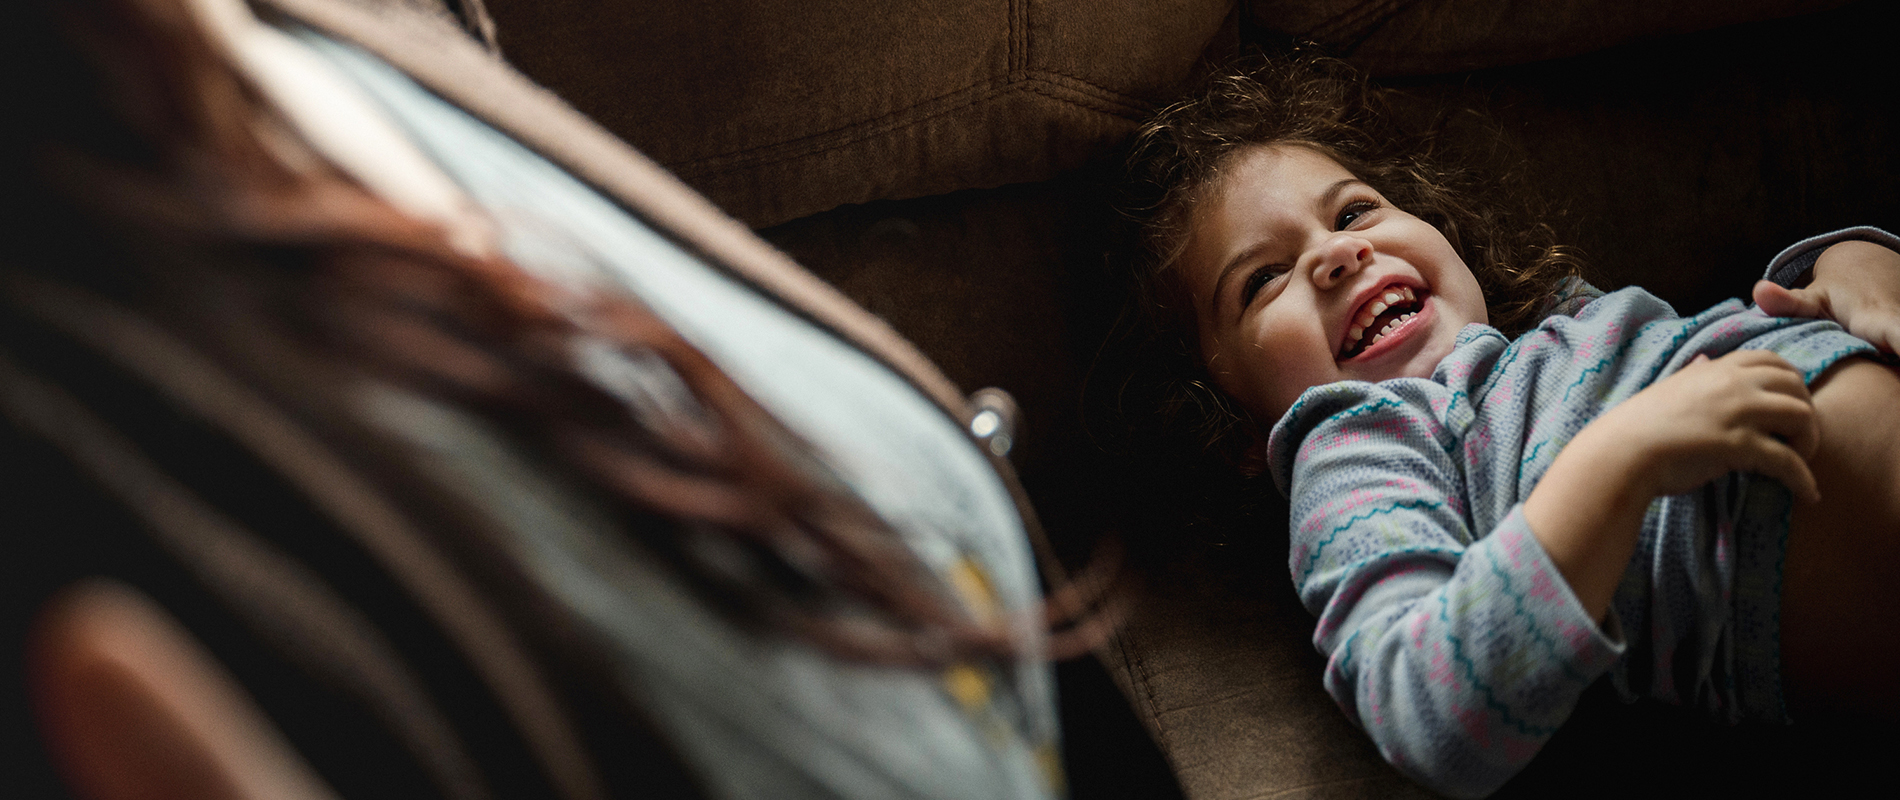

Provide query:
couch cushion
left=485, top=0, right=1237, bottom=228
left=1247, top=0, right=1850, bottom=75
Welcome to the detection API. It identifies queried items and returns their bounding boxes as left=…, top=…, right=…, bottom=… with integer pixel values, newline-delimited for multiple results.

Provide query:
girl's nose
left=1309, top=234, right=1373, bottom=289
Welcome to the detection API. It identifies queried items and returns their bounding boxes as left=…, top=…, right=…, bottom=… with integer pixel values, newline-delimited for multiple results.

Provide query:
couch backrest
left=486, top=0, right=1239, bottom=228
left=485, top=0, right=1847, bottom=229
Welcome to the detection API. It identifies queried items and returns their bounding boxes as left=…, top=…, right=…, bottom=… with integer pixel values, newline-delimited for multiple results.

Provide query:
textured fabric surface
left=1246, top=0, right=1850, bottom=75
left=483, top=0, right=1238, bottom=228
left=1104, top=554, right=1439, bottom=800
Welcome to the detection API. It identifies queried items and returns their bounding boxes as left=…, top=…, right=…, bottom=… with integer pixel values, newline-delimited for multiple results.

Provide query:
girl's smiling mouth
left=1339, top=284, right=1429, bottom=361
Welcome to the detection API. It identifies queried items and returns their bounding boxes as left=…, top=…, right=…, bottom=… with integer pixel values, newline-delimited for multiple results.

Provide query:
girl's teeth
left=1350, top=311, right=1420, bottom=357
left=1344, top=289, right=1422, bottom=358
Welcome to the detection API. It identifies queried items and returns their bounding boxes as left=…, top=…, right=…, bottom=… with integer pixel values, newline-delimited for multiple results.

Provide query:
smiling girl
left=1121, top=56, right=1900, bottom=797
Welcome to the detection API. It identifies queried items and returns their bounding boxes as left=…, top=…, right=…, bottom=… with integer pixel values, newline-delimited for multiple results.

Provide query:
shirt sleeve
left=1536, top=275, right=1605, bottom=320
left=1281, top=384, right=1625, bottom=798
left=1761, top=225, right=1900, bottom=288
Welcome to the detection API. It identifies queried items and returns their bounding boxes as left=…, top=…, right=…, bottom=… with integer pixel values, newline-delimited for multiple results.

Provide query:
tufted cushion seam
left=1117, top=627, right=1177, bottom=768
left=1149, top=683, right=1278, bottom=716
left=1247, top=775, right=1409, bottom=800
left=1010, top=0, right=1027, bottom=75
left=1019, top=69, right=1152, bottom=116
left=671, top=73, right=1149, bottom=181
left=1310, top=0, right=1416, bottom=48
left=669, top=80, right=1013, bottom=176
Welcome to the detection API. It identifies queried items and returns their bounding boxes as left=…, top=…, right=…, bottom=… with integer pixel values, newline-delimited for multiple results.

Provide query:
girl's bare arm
left=1524, top=350, right=1821, bottom=622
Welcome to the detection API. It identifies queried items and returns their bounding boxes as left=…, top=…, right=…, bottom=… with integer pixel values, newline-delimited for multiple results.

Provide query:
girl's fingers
left=1713, top=352, right=1812, bottom=406
left=1709, top=349, right=1797, bottom=379
left=1725, top=358, right=1817, bottom=456
left=1753, top=281, right=1828, bottom=320
left=1743, top=361, right=1814, bottom=403
left=1741, top=393, right=1821, bottom=458
left=1721, top=348, right=1799, bottom=370
left=1745, top=436, right=1822, bottom=504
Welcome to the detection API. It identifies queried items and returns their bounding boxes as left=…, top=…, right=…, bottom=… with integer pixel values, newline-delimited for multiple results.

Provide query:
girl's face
left=1177, top=144, right=1487, bottom=422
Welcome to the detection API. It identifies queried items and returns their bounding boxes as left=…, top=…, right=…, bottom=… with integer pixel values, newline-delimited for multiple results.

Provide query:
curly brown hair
left=1115, top=50, right=1584, bottom=467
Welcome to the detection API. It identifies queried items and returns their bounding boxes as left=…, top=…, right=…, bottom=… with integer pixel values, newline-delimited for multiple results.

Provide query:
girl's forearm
left=1522, top=422, right=1654, bottom=623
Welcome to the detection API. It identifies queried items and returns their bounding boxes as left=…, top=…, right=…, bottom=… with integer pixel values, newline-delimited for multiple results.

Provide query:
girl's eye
left=1336, top=199, right=1381, bottom=230
left=1239, top=266, right=1285, bottom=309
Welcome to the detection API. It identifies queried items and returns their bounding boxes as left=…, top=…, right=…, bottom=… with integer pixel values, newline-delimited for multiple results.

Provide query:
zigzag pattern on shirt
left=1325, top=396, right=1403, bottom=426
left=1301, top=498, right=1449, bottom=580
left=1559, top=316, right=1670, bottom=404
left=1311, top=547, right=1464, bottom=642
left=1485, top=543, right=1592, bottom=685
left=1517, top=437, right=1559, bottom=471
left=1435, top=590, right=1563, bottom=738
left=1804, top=343, right=1870, bottom=382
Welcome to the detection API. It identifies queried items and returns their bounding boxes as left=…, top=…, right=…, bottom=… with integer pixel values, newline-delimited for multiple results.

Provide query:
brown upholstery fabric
left=1107, top=554, right=1437, bottom=799
left=1247, top=0, right=1850, bottom=75
left=483, top=0, right=1238, bottom=228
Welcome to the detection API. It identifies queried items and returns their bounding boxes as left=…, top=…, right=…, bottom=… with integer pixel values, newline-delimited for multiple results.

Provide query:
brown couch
left=488, top=1, right=1900, bottom=796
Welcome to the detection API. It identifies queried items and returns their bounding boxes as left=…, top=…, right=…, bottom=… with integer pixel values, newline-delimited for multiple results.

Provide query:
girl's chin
left=1345, top=361, right=1432, bottom=385
left=1344, top=328, right=1457, bottom=383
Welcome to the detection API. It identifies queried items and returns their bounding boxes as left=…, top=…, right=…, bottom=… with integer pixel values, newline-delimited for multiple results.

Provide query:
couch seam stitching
left=1124, top=630, right=1174, bottom=756
left=670, top=81, right=1009, bottom=173
left=1011, top=0, right=1026, bottom=76
left=1314, top=0, right=1418, bottom=54
left=1248, top=775, right=1397, bottom=800
left=1311, top=0, right=1390, bottom=40
left=674, top=70, right=1148, bottom=172
left=1022, top=69, right=1149, bottom=114
left=671, top=74, right=1147, bottom=179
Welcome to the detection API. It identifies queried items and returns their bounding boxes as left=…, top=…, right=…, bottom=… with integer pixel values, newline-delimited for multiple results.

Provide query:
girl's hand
left=1526, top=350, right=1819, bottom=621
left=1602, top=350, right=1821, bottom=503
left=1754, top=239, right=1900, bottom=354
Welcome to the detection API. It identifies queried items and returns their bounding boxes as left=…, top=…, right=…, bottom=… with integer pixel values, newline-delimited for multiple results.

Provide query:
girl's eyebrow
left=1315, top=178, right=1366, bottom=214
left=1210, top=240, right=1272, bottom=316
left=1208, top=177, right=1365, bottom=318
